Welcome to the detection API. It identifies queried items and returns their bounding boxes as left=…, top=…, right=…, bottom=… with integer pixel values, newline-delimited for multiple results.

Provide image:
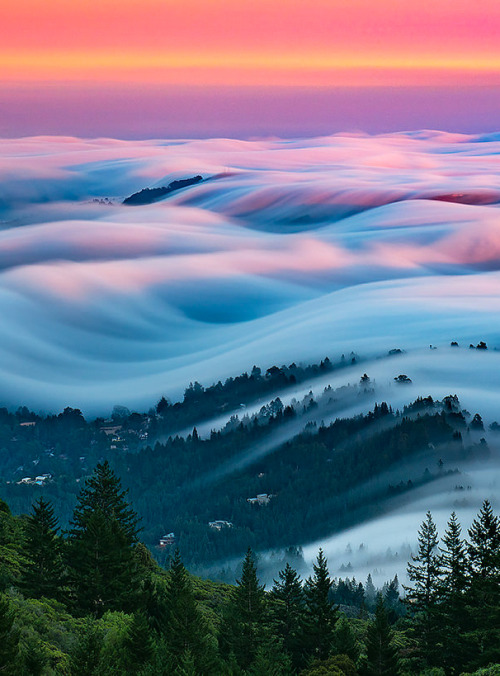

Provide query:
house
left=208, top=520, right=233, bottom=530
left=247, top=493, right=273, bottom=505
left=159, top=533, right=176, bottom=547
left=99, top=425, right=122, bottom=436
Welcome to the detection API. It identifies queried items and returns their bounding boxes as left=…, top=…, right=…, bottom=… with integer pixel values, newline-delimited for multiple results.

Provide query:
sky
left=1, top=0, right=500, bottom=137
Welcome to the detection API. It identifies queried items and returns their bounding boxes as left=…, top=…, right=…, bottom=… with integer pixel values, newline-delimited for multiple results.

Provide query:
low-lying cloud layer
left=1, top=131, right=500, bottom=413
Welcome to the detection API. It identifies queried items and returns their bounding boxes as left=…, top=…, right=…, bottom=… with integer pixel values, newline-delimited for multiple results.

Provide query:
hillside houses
left=208, top=520, right=233, bottom=530
left=247, top=493, right=273, bottom=505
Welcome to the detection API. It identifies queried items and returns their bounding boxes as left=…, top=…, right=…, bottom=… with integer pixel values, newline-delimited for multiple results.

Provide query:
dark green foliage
left=304, top=549, right=338, bottom=661
left=0, top=594, right=19, bottom=675
left=21, top=497, right=65, bottom=601
left=164, top=550, right=218, bottom=674
left=405, top=511, right=441, bottom=610
left=302, top=653, right=358, bottom=675
left=465, top=501, right=500, bottom=668
left=221, top=547, right=267, bottom=670
left=435, top=511, right=469, bottom=672
left=123, top=612, right=154, bottom=674
left=67, top=461, right=141, bottom=615
left=334, top=618, right=361, bottom=664
left=270, top=563, right=306, bottom=670
left=69, top=618, right=103, bottom=676
left=404, top=511, right=442, bottom=665
left=364, top=596, right=400, bottom=676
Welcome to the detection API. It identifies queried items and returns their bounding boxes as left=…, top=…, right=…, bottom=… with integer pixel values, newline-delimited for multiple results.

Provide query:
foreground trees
left=404, top=501, right=500, bottom=673
left=0, top=462, right=498, bottom=675
left=67, top=461, right=142, bottom=616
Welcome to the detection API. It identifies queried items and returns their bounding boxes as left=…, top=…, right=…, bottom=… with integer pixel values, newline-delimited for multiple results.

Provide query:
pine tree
left=21, top=497, right=65, bottom=601
left=270, top=563, right=306, bottom=670
left=334, top=617, right=360, bottom=663
left=221, top=547, right=267, bottom=671
left=123, top=612, right=154, bottom=674
left=365, top=574, right=377, bottom=610
left=165, top=551, right=218, bottom=674
left=436, top=512, right=469, bottom=673
left=465, top=500, right=500, bottom=668
left=69, top=618, right=103, bottom=676
left=365, top=595, right=400, bottom=676
left=0, top=595, right=19, bottom=675
left=405, top=512, right=441, bottom=611
left=384, top=576, right=401, bottom=622
left=304, top=549, right=338, bottom=661
left=404, top=512, right=442, bottom=666
left=67, top=462, right=141, bottom=615
left=440, top=512, right=468, bottom=595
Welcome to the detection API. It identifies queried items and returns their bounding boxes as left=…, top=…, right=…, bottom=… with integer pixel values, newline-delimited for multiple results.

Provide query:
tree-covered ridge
left=0, top=389, right=490, bottom=573
left=0, top=466, right=498, bottom=675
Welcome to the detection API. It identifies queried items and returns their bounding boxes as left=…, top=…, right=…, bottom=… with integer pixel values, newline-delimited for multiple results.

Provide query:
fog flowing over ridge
left=0, top=130, right=500, bottom=413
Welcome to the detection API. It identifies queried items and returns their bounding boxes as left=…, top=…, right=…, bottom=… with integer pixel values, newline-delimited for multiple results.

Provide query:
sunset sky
left=2, top=0, right=500, bottom=137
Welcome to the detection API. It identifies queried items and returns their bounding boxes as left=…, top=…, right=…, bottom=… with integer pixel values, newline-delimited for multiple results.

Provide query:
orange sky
left=2, top=0, right=500, bottom=86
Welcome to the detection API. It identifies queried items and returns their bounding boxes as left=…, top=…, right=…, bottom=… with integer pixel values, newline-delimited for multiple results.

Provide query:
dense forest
left=0, top=353, right=493, bottom=574
left=0, top=463, right=498, bottom=675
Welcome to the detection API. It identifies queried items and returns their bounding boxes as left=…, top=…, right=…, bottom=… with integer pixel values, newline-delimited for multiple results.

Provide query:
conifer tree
left=405, top=512, right=441, bottom=611
left=165, top=550, right=218, bottom=674
left=334, top=617, right=360, bottom=663
left=0, top=595, right=19, bottom=675
left=440, top=512, right=468, bottom=595
left=221, top=547, right=267, bottom=671
left=435, top=511, right=469, bottom=673
left=69, top=618, right=103, bottom=676
left=365, top=574, right=377, bottom=610
left=404, top=511, right=442, bottom=666
left=123, top=612, right=155, bottom=674
left=365, top=595, right=400, bottom=676
left=384, top=575, right=401, bottom=622
left=304, top=549, right=338, bottom=661
left=465, top=500, right=500, bottom=668
left=21, top=497, right=65, bottom=601
left=270, top=562, right=306, bottom=670
left=67, top=462, right=141, bottom=615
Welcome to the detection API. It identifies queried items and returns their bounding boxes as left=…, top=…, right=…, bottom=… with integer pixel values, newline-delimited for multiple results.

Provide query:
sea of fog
left=1, top=130, right=500, bottom=414
left=1, top=130, right=500, bottom=582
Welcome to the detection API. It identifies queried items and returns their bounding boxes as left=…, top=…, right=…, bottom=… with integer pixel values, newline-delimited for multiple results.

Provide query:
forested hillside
left=0, top=353, right=493, bottom=575
left=0, top=464, right=498, bottom=675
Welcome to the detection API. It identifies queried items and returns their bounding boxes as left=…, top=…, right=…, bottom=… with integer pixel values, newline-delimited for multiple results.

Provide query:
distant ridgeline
left=0, top=348, right=493, bottom=576
left=122, top=175, right=203, bottom=205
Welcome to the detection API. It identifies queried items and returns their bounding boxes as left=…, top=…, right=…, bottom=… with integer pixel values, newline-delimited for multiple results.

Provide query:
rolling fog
left=1, top=130, right=500, bottom=581
left=0, top=131, right=500, bottom=413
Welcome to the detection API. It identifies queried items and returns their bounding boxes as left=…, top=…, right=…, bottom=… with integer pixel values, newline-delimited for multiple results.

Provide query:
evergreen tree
left=21, top=497, right=65, bottom=601
left=365, top=595, right=400, bottom=676
left=334, top=617, right=360, bottom=663
left=69, top=618, right=103, bottom=676
left=270, top=562, right=306, bottom=670
left=365, top=574, right=377, bottom=610
left=304, top=549, right=338, bottom=661
left=384, top=576, right=401, bottom=623
left=405, top=512, right=441, bottom=611
left=0, top=595, right=19, bottom=675
left=465, top=501, right=500, bottom=668
left=67, top=462, right=141, bottom=615
left=434, top=511, right=470, bottom=673
left=404, top=512, right=442, bottom=666
left=440, top=512, right=468, bottom=596
left=221, top=547, right=267, bottom=671
left=123, top=612, right=154, bottom=674
left=165, top=551, right=218, bottom=674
